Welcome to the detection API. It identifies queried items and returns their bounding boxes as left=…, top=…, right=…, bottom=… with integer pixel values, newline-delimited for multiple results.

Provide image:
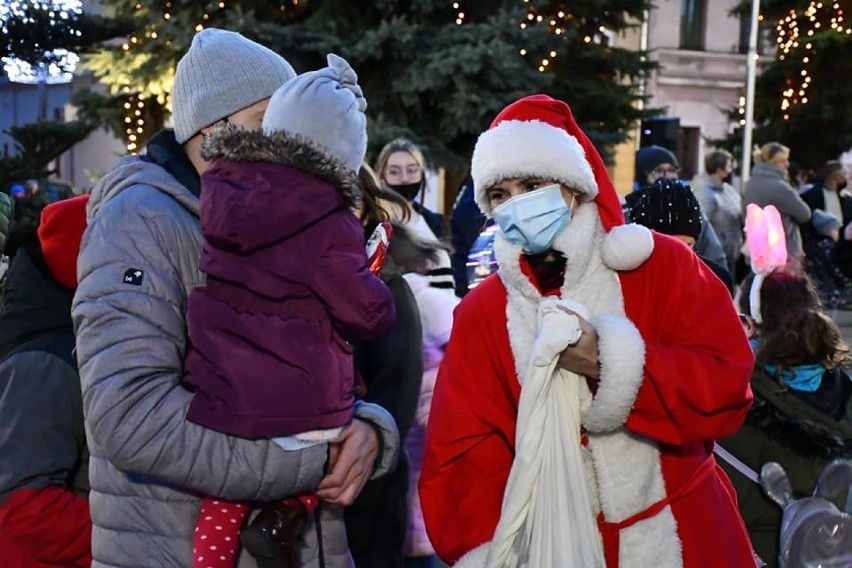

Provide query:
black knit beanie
left=629, top=179, right=702, bottom=240
left=635, top=145, right=679, bottom=182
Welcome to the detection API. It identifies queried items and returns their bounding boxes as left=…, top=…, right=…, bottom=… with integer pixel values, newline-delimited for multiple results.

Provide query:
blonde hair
left=753, top=142, right=790, bottom=165
left=374, top=138, right=426, bottom=183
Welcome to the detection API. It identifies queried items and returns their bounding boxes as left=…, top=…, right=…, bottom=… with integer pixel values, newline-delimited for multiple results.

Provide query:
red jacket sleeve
left=622, top=236, right=754, bottom=445
left=0, top=486, right=92, bottom=567
left=418, top=279, right=519, bottom=565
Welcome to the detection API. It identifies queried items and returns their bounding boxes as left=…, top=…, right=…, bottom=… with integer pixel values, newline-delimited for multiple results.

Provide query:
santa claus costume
left=418, top=95, right=756, bottom=568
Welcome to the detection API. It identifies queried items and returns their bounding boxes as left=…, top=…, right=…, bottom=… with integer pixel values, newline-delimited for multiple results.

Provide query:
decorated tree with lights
left=79, top=0, right=315, bottom=154
left=0, top=0, right=132, bottom=188
left=85, top=0, right=655, bottom=168
left=507, top=0, right=657, bottom=155
left=720, top=0, right=852, bottom=170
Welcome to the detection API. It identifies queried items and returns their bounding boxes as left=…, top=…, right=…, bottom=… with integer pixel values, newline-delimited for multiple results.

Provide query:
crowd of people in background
left=0, top=26, right=850, bottom=568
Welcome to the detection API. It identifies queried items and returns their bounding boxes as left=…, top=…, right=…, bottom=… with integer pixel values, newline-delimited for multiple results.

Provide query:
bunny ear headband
left=744, top=204, right=787, bottom=324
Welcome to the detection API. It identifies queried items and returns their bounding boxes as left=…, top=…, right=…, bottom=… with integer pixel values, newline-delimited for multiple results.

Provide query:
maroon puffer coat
left=184, top=127, right=395, bottom=438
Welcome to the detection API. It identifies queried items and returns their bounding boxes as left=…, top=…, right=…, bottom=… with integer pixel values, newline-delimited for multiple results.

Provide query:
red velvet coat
left=419, top=231, right=756, bottom=567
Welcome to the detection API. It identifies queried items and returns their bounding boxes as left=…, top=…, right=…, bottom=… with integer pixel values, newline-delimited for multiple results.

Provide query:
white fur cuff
left=583, top=314, right=646, bottom=432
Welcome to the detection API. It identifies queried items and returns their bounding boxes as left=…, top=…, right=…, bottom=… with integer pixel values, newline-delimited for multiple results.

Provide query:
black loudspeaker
left=640, top=117, right=680, bottom=153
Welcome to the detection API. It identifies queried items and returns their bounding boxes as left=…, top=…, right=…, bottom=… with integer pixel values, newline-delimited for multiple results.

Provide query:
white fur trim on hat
left=600, top=223, right=654, bottom=271
left=583, top=314, right=646, bottom=432
left=471, top=119, right=598, bottom=215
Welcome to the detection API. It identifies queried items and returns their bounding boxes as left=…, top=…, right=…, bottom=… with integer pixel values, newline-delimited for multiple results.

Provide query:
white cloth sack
left=484, top=297, right=605, bottom=567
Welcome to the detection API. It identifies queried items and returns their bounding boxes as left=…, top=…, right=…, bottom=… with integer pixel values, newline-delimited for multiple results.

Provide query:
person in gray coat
left=72, top=28, right=399, bottom=568
left=692, top=149, right=743, bottom=276
left=743, top=142, right=812, bottom=261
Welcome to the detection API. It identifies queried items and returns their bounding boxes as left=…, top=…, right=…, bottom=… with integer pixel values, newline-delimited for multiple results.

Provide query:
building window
left=677, top=127, right=701, bottom=181
left=680, top=0, right=707, bottom=51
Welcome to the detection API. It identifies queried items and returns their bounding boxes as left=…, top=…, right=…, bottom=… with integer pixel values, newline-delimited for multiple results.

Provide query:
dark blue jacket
left=450, top=181, right=487, bottom=296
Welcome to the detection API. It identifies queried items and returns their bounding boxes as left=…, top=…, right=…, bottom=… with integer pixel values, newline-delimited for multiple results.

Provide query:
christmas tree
left=721, top=0, right=852, bottom=170
left=83, top=0, right=655, bottom=168
left=0, top=0, right=133, bottom=188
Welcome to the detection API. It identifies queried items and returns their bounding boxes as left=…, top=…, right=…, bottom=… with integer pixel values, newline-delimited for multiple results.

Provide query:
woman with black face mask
left=375, top=139, right=455, bottom=293
left=376, top=139, right=444, bottom=239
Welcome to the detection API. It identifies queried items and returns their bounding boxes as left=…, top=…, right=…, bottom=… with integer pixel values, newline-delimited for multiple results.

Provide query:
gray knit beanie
left=171, top=28, right=296, bottom=144
left=262, top=54, right=367, bottom=173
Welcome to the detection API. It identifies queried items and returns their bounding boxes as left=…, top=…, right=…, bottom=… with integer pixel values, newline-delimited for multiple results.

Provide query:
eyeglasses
left=650, top=166, right=680, bottom=179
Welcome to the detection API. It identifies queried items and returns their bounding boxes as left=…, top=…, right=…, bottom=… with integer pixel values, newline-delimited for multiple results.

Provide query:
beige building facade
left=611, top=0, right=767, bottom=194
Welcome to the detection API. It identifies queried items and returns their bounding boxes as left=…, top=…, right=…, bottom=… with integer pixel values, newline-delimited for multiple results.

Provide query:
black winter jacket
left=718, top=365, right=852, bottom=567
left=0, top=249, right=86, bottom=503
left=346, top=253, right=424, bottom=568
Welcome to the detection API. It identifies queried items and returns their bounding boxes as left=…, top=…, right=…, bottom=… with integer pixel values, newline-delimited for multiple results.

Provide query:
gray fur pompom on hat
left=262, top=54, right=367, bottom=173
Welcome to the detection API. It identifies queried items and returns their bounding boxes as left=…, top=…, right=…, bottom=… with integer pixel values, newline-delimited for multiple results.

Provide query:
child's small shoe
left=240, top=495, right=318, bottom=568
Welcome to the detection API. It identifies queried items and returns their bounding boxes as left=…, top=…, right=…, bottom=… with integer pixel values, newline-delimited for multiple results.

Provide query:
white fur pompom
left=600, top=224, right=654, bottom=271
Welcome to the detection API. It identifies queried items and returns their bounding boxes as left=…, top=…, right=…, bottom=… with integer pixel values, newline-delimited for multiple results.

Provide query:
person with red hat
left=419, top=95, right=756, bottom=567
left=0, top=195, right=92, bottom=567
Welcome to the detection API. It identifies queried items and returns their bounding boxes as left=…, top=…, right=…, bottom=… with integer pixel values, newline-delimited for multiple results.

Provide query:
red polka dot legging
left=193, top=494, right=319, bottom=567
left=193, top=498, right=248, bottom=567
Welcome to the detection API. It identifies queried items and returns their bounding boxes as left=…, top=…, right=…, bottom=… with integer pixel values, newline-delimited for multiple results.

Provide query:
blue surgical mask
left=491, top=184, right=573, bottom=254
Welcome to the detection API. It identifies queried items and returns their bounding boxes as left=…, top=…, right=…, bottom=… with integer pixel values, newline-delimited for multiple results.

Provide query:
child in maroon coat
left=182, top=54, right=395, bottom=567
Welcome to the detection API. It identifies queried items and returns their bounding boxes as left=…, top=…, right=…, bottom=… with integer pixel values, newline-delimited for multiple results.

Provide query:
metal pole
left=741, top=0, right=761, bottom=189
left=636, top=8, right=650, bottom=149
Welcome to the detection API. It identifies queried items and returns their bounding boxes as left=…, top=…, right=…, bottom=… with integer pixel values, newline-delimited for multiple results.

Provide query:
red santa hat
left=471, top=94, right=653, bottom=271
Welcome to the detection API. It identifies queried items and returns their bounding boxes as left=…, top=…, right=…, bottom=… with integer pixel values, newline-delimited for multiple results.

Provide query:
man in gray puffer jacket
left=72, top=28, right=399, bottom=568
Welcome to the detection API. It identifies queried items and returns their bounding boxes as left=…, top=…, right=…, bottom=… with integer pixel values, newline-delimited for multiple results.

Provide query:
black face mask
left=387, top=182, right=422, bottom=202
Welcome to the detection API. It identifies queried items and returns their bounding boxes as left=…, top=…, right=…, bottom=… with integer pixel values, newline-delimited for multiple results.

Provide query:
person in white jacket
left=387, top=224, right=458, bottom=568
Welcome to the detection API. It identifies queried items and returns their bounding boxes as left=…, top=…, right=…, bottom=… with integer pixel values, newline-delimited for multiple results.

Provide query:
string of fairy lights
left=116, top=0, right=849, bottom=152
left=121, top=0, right=299, bottom=153
left=451, top=1, right=464, bottom=25
left=451, top=1, right=848, bottom=124
left=775, top=1, right=847, bottom=120
left=452, top=1, right=609, bottom=72
left=0, top=0, right=83, bottom=85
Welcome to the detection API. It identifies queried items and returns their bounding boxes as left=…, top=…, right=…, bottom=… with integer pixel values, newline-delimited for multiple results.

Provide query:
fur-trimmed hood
left=201, top=125, right=360, bottom=209
left=199, top=125, right=363, bottom=251
left=747, top=366, right=852, bottom=460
